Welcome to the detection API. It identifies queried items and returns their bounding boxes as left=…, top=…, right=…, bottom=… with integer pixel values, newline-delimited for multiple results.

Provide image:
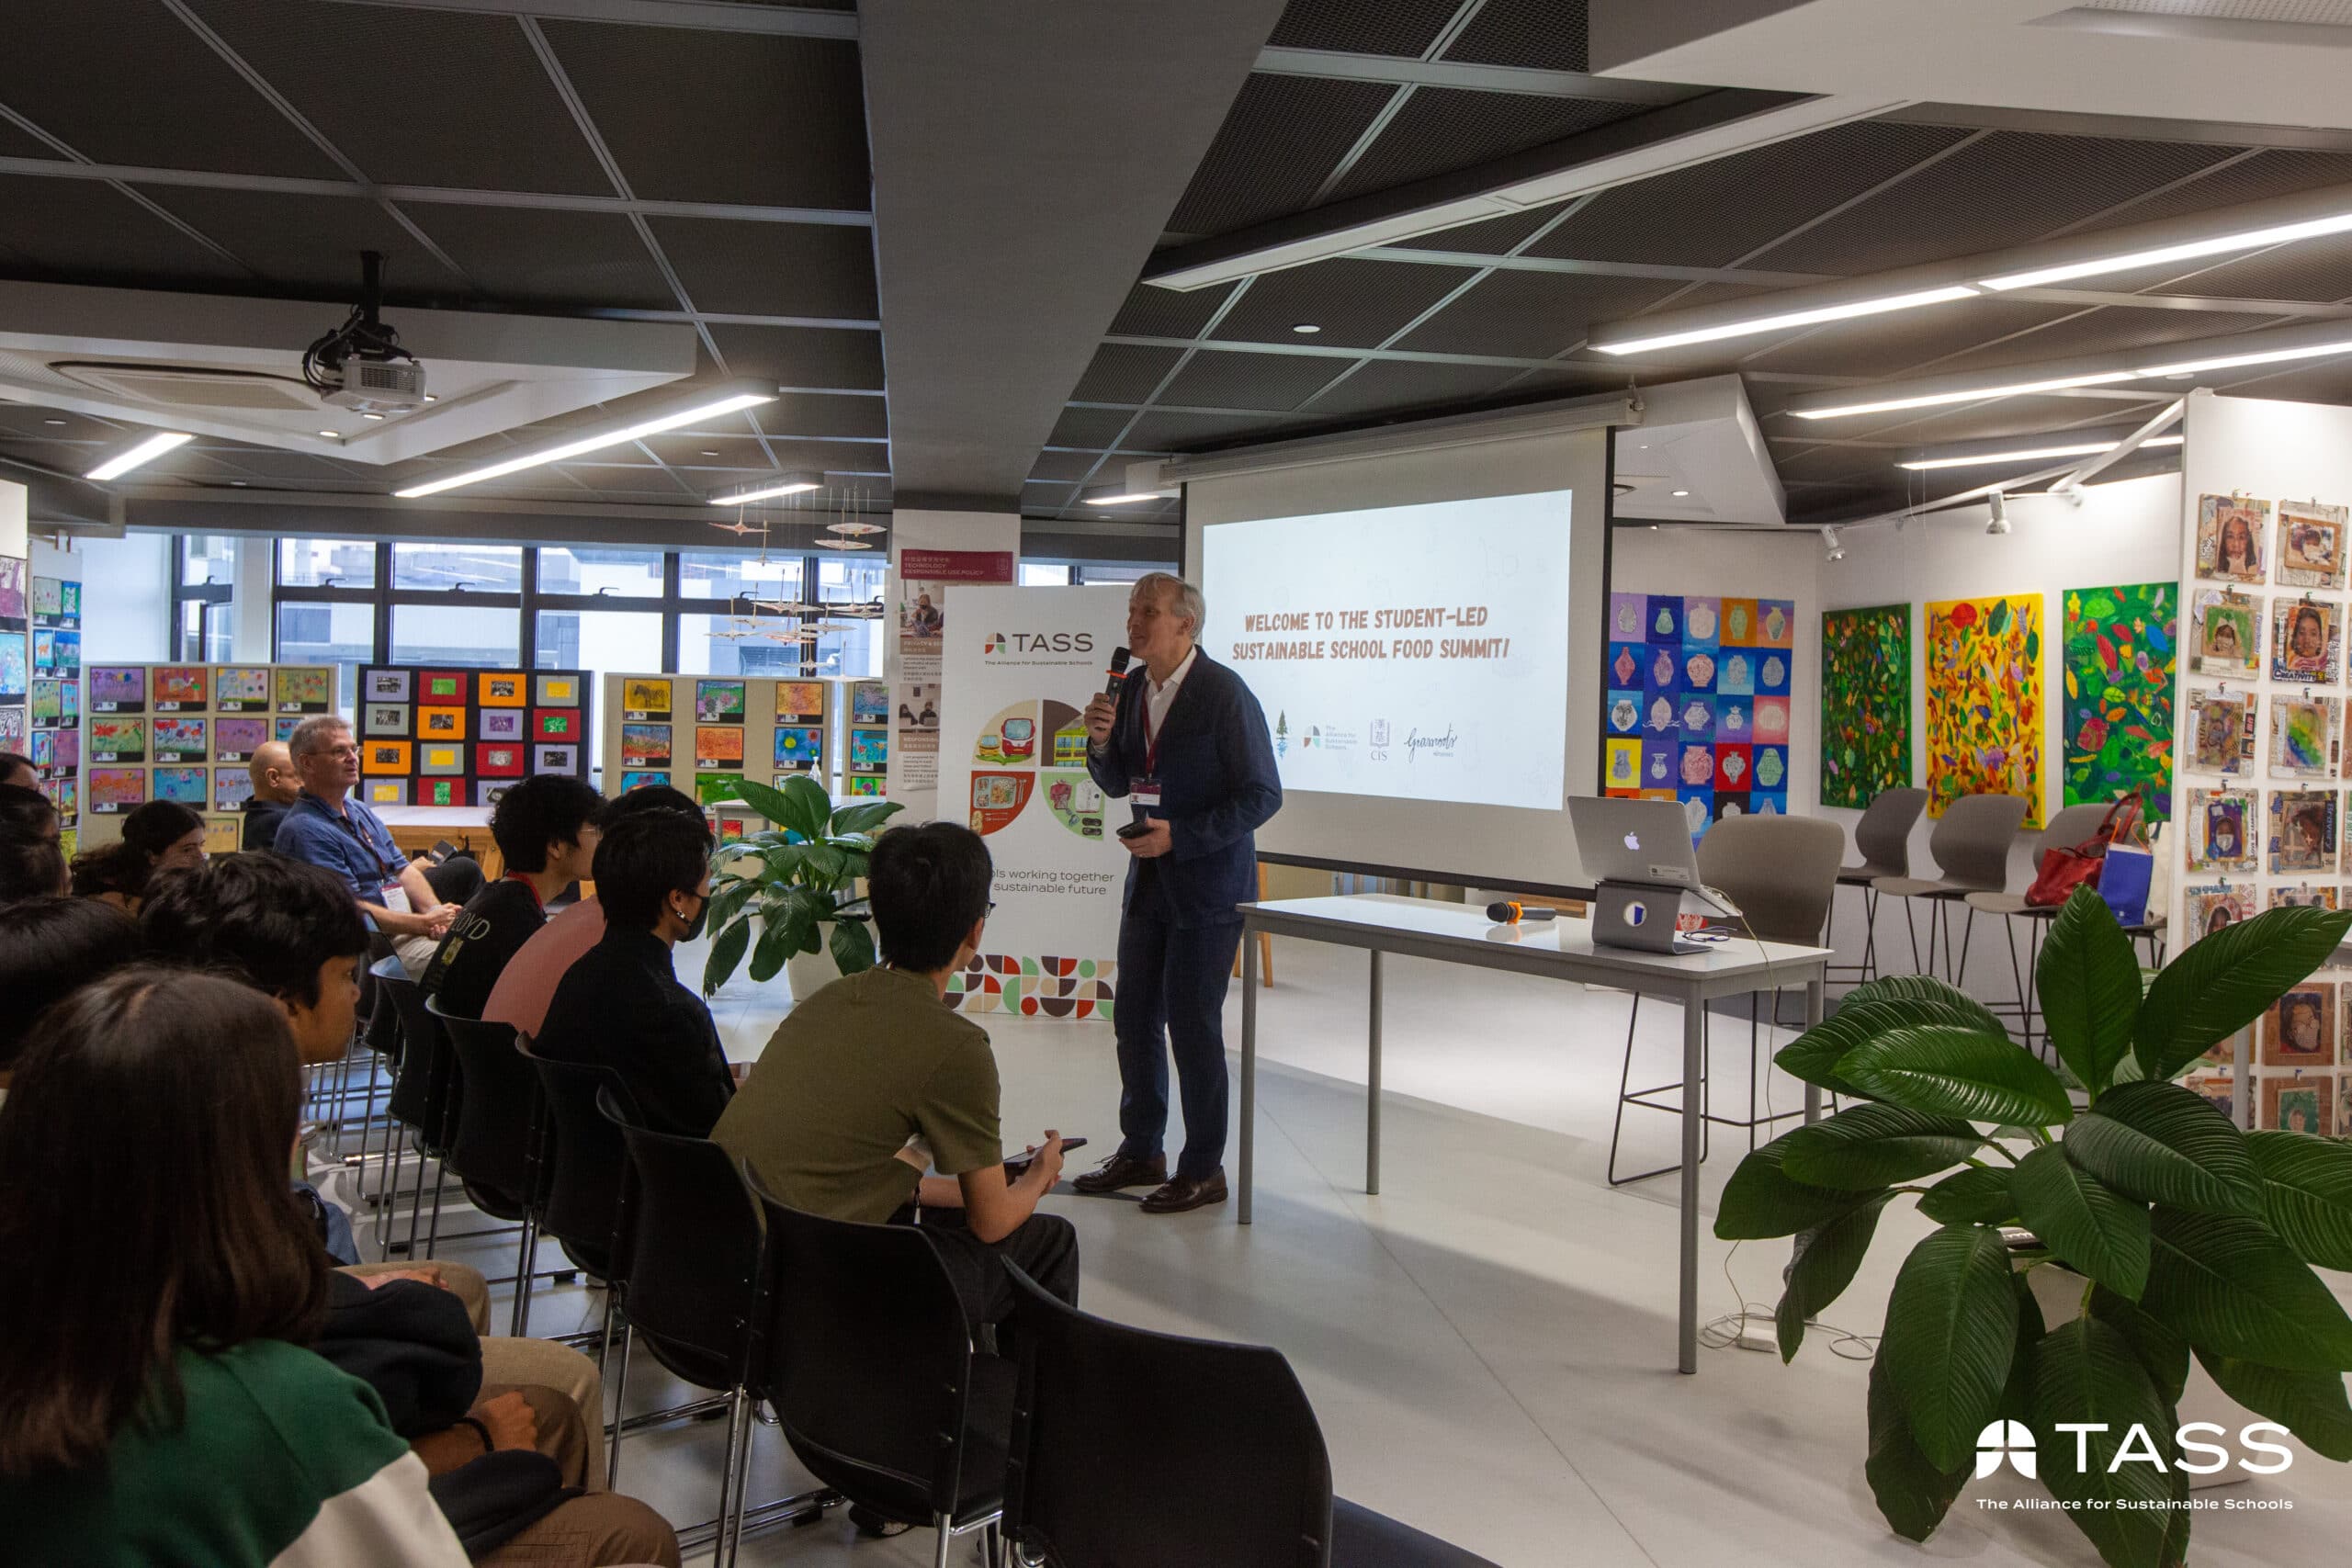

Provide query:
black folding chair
left=1002, top=1265, right=1500, bottom=1567
left=376, top=967, right=458, bottom=1260
left=745, top=1173, right=1009, bottom=1568
left=427, top=1001, right=548, bottom=1332
left=598, top=1089, right=832, bottom=1562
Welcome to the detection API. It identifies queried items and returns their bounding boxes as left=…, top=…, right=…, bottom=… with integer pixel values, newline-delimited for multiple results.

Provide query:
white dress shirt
left=1142, top=646, right=1198, bottom=754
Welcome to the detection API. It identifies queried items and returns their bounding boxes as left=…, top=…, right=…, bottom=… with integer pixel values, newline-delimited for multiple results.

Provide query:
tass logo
left=1976, top=1421, right=2036, bottom=1480
left=983, top=633, right=1006, bottom=653
left=984, top=631, right=1095, bottom=655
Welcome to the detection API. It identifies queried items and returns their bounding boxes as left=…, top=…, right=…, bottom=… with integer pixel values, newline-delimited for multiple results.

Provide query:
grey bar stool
left=1609, top=814, right=1846, bottom=1185
left=1871, top=793, right=2030, bottom=981
left=1832, top=787, right=1926, bottom=985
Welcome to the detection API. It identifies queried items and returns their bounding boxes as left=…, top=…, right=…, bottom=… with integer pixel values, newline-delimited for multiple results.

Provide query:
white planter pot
left=784, top=920, right=840, bottom=1006
left=2024, top=1263, right=2250, bottom=1492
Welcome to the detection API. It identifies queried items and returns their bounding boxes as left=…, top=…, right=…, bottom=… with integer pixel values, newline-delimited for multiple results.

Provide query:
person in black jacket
left=534, top=809, right=733, bottom=1138
left=240, top=740, right=301, bottom=853
left=421, top=774, right=607, bottom=1020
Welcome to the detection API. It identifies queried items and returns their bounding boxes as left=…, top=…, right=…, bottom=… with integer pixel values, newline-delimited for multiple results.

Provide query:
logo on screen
left=1371, top=720, right=1390, bottom=747
left=983, top=634, right=1006, bottom=653
left=1404, top=725, right=1458, bottom=762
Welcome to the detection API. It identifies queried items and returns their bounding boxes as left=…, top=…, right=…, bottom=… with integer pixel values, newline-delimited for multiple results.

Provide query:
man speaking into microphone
left=1075, top=572, right=1281, bottom=1214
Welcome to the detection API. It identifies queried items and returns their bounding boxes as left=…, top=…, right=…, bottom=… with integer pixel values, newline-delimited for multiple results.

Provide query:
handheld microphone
left=1102, top=645, right=1132, bottom=699
left=1486, top=901, right=1559, bottom=924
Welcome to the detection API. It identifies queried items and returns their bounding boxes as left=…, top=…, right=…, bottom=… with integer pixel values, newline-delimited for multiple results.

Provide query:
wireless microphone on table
left=1486, top=901, right=1559, bottom=924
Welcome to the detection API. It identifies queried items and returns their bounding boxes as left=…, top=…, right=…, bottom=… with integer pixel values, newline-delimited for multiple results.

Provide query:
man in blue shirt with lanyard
left=274, top=715, right=463, bottom=976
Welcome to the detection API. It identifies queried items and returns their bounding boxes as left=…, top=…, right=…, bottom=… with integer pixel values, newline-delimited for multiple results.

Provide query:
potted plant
left=1717, top=886, right=2352, bottom=1568
left=699, top=774, right=901, bottom=1000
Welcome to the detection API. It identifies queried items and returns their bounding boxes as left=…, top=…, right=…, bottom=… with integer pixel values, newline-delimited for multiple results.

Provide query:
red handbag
left=2026, top=794, right=2144, bottom=908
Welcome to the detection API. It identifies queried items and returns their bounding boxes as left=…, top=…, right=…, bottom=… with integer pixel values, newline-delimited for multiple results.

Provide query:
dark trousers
left=1114, top=874, right=1242, bottom=1182
left=913, top=1210, right=1080, bottom=1328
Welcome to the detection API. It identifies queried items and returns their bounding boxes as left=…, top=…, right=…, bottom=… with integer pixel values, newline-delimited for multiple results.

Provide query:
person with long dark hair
left=70, top=799, right=207, bottom=913
left=0, top=969, right=473, bottom=1564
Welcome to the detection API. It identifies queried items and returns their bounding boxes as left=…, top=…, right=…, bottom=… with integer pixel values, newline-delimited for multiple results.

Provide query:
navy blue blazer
left=1087, top=651, right=1282, bottom=928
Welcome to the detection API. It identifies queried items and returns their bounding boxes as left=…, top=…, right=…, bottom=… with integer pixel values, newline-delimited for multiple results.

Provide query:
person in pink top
left=484, top=784, right=702, bottom=1038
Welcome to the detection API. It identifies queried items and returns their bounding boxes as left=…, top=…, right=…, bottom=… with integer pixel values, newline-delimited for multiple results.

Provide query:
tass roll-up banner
left=937, top=586, right=1130, bottom=1021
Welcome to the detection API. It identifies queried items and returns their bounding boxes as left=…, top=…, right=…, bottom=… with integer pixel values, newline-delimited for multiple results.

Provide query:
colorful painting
left=695, top=680, right=746, bottom=722
left=621, top=724, right=672, bottom=766
left=695, top=726, right=744, bottom=770
left=2062, top=582, right=2175, bottom=821
left=2185, top=880, right=2255, bottom=942
left=213, top=667, right=271, bottom=711
left=2277, top=500, right=2348, bottom=591
left=775, top=681, right=826, bottom=724
left=2196, top=494, right=2268, bottom=583
left=1820, top=604, right=1910, bottom=808
left=2272, top=885, right=2338, bottom=911
left=1607, top=592, right=1796, bottom=840
left=2270, top=597, right=2339, bottom=682
left=2269, top=788, right=2338, bottom=875
left=2187, top=785, right=2257, bottom=873
left=2192, top=590, right=2260, bottom=676
left=274, top=667, right=331, bottom=713
left=2269, top=695, right=2338, bottom=778
left=621, top=679, right=673, bottom=721
left=1924, top=593, right=2043, bottom=827
left=2264, top=983, right=2336, bottom=1067
left=2261, top=1076, right=2332, bottom=1135
left=2185, top=686, right=2256, bottom=775
left=619, top=769, right=669, bottom=793
left=0, top=557, right=23, bottom=619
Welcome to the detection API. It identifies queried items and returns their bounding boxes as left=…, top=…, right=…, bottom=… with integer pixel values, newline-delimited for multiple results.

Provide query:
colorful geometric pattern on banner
left=1923, top=592, right=2044, bottom=828
left=945, top=953, right=1116, bottom=1021
left=2061, top=581, right=2177, bottom=822
left=1603, top=592, right=1794, bottom=841
left=357, top=666, right=588, bottom=807
left=75, top=662, right=331, bottom=849
left=1818, top=603, right=1910, bottom=808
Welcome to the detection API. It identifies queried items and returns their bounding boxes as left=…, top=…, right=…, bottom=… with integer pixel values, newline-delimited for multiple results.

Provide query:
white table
left=1237, top=894, right=1833, bottom=1374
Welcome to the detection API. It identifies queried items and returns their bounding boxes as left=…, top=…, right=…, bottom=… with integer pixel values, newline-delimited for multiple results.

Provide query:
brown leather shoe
left=1071, top=1152, right=1166, bottom=1195
left=1139, top=1168, right=1227, bottom=1214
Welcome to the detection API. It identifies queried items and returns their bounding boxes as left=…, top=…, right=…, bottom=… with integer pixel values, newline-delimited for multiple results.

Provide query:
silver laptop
left=1569, top=797, right=1704, bottom=890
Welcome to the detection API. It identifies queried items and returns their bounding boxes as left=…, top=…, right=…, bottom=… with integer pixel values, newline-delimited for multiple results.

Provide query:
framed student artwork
left=2183, top=881, right=2254, bottom=942
left=2191, top=590, right=2260, bottom=676
left=2268, top=694, right=2338, bottom=778
left=2269, top=597, right=2339, bottom=682
left=2261, top=1075, right=2334, bottom=1135
left=2277, top=499, right=2349, bottom=591
left=2267, top=787, right=2337, bottom=875
left=353, top=666, right=592, bottom=804
left=2271, top=885, right=2339, bottom=911
left=621, top=679, right=673, bottom=722
left=2196, top=493, right=2268, bottom=583
left=2264, top=982, right=2336, bottom=1067
left=2185, top=686, right=2256, bottom=775
left=151, top=666, right=208, bottom=712
left=2186, top=785, right=2257, bottom=872
left=76, top=663, right=331, bottom=852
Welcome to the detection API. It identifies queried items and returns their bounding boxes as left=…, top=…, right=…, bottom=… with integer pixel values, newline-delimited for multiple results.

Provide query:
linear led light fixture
left=1081, top=485, right=1176, bottom=505
left=1788, top=318, right=2352, bottom=421
left=85, top=430, right=193, bottom=480
left=709, top=468, right=822, bottom=506
left=1591, top=177, right=2352, bottom=358
left=394, top=382, right=776, bottom=500
left=1898, top=434, right=2184, bottom=470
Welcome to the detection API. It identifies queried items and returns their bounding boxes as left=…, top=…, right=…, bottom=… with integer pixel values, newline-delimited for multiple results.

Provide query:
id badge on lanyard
left=379, top=882, right=413, bottom=916
left=1134, top=705, right=1166, bottom=818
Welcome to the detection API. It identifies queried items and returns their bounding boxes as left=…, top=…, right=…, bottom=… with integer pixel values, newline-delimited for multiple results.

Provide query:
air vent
left=51, top=361, right=319, bottom=412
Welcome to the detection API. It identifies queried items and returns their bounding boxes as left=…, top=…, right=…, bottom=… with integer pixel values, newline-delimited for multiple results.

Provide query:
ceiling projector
left=303, top=251, right=428, bottom=414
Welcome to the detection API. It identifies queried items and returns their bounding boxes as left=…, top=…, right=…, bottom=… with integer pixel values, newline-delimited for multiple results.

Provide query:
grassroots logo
left=983, top=633, right=1007, bottom=653
left=1976, top=1420, right=2036, bottom=1480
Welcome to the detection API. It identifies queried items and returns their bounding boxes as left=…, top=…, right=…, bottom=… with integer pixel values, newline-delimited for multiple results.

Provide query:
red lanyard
left=1142, top=683, right=1169, bottom=774
left=503, top=872, right=542, bottom=913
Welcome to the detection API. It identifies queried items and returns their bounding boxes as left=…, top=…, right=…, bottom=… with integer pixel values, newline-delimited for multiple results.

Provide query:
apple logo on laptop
left=1623, top=831, right=1641, bottom=852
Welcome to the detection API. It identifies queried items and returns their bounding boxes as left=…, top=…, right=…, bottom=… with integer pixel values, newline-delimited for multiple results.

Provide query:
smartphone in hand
left=1003, top=1135, right=1086, bottom=1178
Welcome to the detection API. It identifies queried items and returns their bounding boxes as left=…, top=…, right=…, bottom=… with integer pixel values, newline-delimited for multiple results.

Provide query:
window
left=815, top=556, right=886, bottom=680
left=278, top=538, right=377, bottom=590
left=537, top=547, right=664, bottom=597
left=392, top=543, right=523, bottom=592
left=391, top=603, right=522, bottom=668
left=172, top=536, right=238, bottom=661
left=1021, top=562, right=1072, bottom=586
left=276, top=601, right=373, bottom=713
left=680, top=549, right=802, bottom=603
left=179, top=535, right=237, bottom=588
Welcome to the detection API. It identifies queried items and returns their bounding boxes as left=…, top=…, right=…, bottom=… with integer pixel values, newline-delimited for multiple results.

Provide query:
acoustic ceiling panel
left=1159, top=348, right=1347, bottom=412
left=1124, top=409, right=1277, bottom=449
left=137, top=186, right=469, bottom=297
left=1169, top=73, right=1396, bottom=236
left=1266, top=0, right=1465, bottom=57
left=182, top=0, right=616, bottom=194
left=2147, top=242, right=2352, bottom=307
left=0, top=116, right=62, bottom=162
left=1415, top=202, right=1571, bottom=256
left=1070, top=344, right=1185, bottom=404
left=1529, top=120, right=1978, bottom=270
left=1107, top=280, right=1242, bottom=341
left=1211, top=256, right=1482, bottom=347
left=643, top=432, right=772, bottom=470
left=1928, top=304, right=2297, bottom=377
left=540, top=21, right=869, bottom=210
left=0, top=0, right=345, bottom=178
left=1048, top=406, right=1136, bottom=447
left=0, top=175, right=250, bottom=288
left=1443, top=0, right=1592, bottom=73
left=401, top=204, right=677, bottom=310
left=644, top=216, right=877, bottom=319
left=702, top=323, right=887, bottom=390
left=1737, top=297, right=2076, bottom=378
left=765, top=391, right=889, bottom=442
left=563, top=463, right=687, bottom=497
left=1026, top=447, right=1107, bottom=484
left=1330, top=88, right=1659, bottom=203
left=1291, top=357, right=1522, bottom=422
left=1395, top=267, right=1678, bottom=357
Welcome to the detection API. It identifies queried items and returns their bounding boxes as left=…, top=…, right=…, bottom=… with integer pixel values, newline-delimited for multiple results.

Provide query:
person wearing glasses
left=273, top=716, right=469, bottom=976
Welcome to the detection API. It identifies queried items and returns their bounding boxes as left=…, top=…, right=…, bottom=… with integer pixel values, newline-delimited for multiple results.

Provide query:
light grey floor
left=346, top=934, right=2349, bottom=1568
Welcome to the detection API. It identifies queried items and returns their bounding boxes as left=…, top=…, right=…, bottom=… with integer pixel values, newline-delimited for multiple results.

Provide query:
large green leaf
left=829, top=916, right=876, bottom=975
left=1864, top=1352, right=1967, bottom=1543
left=829, top=798, right=902, bottom=836
left=2193, top=1348, right=2352, bottom=1462
left=2245, top=1130, right=2352, bottom=1272
left=1919, top=1166, right=2018, bottom=1226
left=2029, top=1318, right=2191, bottom=1568
left=700, top=914, right=752, bottom=996
left=1774, top=978, right=2007, bottom=1098
left=1713, top=1136, right=1883, bottom=1240
left=2064, top=1081, right=2259, bottom=1217
left=1778, top=1104, right=1984, bottom=1190
left=1997, top=1271, right=2047, bottom=1424
left=1842, top=973, right=2007, bottom=1030
left=1838, top=1026, right=2074, bottom=1126
left=2012, top=1145, right=2152, bottom=1300
left=2143, top=1209, right=2352, bottom=1371
left=778, top=773, right=835, bottom=841
left=705, top=875, right=763, bottom=937
left=2090, top=1284, right=2190, bottom=1408
left=755, top=842, right=808, bottom=885
left=723, top=774, right=802, bottom=829
left=1883, top=1224, right=2019, bottom=1472
left=1776, top=1191, right=1894, bottom=1361
left=748, top=916, right=796, bottom=984
left=2132, top=904, right=2352, bottom=1081
left=2037, top=886, right=2143, bottom=1098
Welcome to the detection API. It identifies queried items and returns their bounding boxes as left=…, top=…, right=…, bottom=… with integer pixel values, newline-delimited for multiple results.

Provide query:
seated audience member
left=0, top=897, right=142, bottom=1104
left=141, top=852, right=369, bottom=1068
left=242, top=739, right=302, bottom=852
left=0, top=970, right=473, bottom=1567
left=273, top=716, right=464, bottom=975
left=535, top=808, right=733, bottom=1138
left=0, top=752, right=33, bottom=789
left=715, top=821, right=1077, bottom=1328
left=0, top=785, right=68, bottom=905
left=422, top=774, right=606, bottom=1020
left=483, top=784, right=701, bottom=1038
left=69, top=799, right=206, bottom=913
